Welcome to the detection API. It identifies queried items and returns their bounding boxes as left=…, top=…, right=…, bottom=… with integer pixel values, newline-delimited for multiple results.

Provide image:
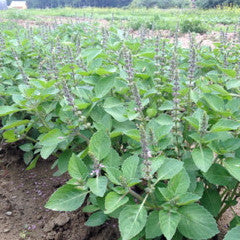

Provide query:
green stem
left=217, top=183, right=239, bottom=220
left=75, top=132, right=90, bottom=144
left=129, top=188, right=144, bottom=202
left=36, top=111, right=51, bottom=130
left=25, top=136, right=38, bottom=143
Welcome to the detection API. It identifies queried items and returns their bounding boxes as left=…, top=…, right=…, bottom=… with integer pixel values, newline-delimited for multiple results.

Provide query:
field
left=1, top=7, right=240, bottom=240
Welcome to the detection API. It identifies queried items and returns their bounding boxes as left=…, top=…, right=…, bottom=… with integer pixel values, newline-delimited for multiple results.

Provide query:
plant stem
left=25, top=136, right=38, bottom=143
left=129, top=188, right=144, bottom=201
left=75, top=132, right=90, bottom=144
left=217, top=183, right=239, bottom=220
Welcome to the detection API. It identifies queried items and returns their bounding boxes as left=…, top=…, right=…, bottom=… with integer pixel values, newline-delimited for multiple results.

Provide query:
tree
left=25, top=0, right=133, bottom=8
left=196, top=0, right=240, bottom=8
left=130, top=0, right=190, bottom=8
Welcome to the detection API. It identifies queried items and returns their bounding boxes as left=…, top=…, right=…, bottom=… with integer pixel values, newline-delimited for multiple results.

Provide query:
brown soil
left=0, top=150, right=119, bottom=240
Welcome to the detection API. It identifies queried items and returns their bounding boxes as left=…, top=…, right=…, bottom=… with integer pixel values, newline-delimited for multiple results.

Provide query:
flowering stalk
left=171, top=32, right=181, bottom=159
left=187, top=33, right=197, bottom=114
left=66, top=46, right=77, bottom=85
left=160, top=39, right=167, bottom=76
left=199, top=111, right=208, bottom=137
left=154, top=34, right=162, bottom=107
left=61, top=79, right=91, bottom=131
left=220, top=30, right=228, bottom=68
left=76, top=36, right=87, bottom=72
left=124, top=49, right=152, bottom=182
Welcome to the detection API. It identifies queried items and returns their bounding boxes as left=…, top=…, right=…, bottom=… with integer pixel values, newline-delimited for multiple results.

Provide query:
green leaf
left=200, top=189, right=221, bottom=217
left=1, top=120, right=30, bottom=130
left=119, top=205, right=147, bottom=240
left=103, top=97, right=127, bottom=122
left=95, top=75, right=115, bottom=98
left=145, top=211, right=162, bottom=239
left=3, top=130, right=18, bottom=142
left=104, top=192, right=129, bottom=214
left=168, top=169, right=190, bottom=195
left=26, top=155, right=39, bottom=170
left=82, top=48, right=102, bottom=63
left=203, top=163, right=237, bottom=188
left=87, top=176, right=108, bottom=197
left=40, top=145, right=56, bottom=159
left=82, top=205, right=100, bottom=213
left=224, top=226, right=240, bottom=240
left=103, top=149, right=121, bottom=168
left=58, top=149, right=72, bottom=174
left=230, top=216, right=240, bottom=229
left=19, top=143, right=34, bottom=152
left=105, top=167, right=122, bottom=185
left=0, top=106, right=22, bottom=116
left=125, top=129, right=141, bottom=142
left=223, top=158, right=240, bottom=181
left=89, top=130, right=111, bottom=160
left=191, top=147, right=214, bottom=172
left=45, top=185, right=88, bottom=211
left=157, top=158, right=183, bottom=181
left=159, top=210, right=180, bottom=240
left=184, top=116, right=199, bottom=130
left=220, top=68, right=236, bottom=78
left=68, top=154, right=89, bottom=180
left=178, top=204, right=219, bottom=239
left=176, top=193, right=200, bottom=206
left=203, top=93, right=224, bottom=112
left=85, top=211, right=107, bottom=227
left=210, top=119, right=240, bottom=132
left=122, top=155, right=140, bottom=186
left=39, top=129, right=64, bottom=146
left=24, top=151, right=33, bottom=165
left=159, top=100, right=174, bottom=110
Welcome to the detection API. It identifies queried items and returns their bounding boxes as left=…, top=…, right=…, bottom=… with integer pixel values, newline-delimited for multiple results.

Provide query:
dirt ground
left=0, top=150, right=119, bottom=240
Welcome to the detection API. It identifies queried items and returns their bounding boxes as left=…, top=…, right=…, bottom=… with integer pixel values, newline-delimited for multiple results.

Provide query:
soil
left=0, top=149, right=119, bottom=240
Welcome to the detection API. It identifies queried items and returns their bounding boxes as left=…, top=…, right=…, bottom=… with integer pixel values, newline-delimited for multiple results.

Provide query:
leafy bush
left=1, top=21, right=240, bottom=240
left=196, top=0, right=240, bottom=8
left=180, top=19, right=207, bottom=33
left=4, top=10, right=31, bottom=20
left=130, top=0, right=190, bottom=8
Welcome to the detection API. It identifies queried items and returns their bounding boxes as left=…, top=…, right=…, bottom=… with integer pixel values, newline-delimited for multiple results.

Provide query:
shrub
left=196, top=0, right=240, bottom=8
left=180, top=19, right=207, bottom=33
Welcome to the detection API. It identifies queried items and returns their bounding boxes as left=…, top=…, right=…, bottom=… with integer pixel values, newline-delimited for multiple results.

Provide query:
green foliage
left=6, top=0, right=132, bottom=8
left=119, top=205, right=147, bottom=240
left=180, top=19, right=207, bottom=34
left=224, top=226, right=240, bottom=240
left=1, top=19, right=240, bottom=240
left=196, top=0, right=240, bottom=9
left=130, top=0, right=190, bottom=8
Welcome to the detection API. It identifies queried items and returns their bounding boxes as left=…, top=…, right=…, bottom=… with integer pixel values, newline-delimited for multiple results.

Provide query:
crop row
left=1, top=21, right=240, bottom=239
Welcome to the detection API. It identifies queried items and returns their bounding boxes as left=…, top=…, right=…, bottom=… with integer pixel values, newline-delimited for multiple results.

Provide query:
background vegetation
left=4, top=0, right=240, bottom=9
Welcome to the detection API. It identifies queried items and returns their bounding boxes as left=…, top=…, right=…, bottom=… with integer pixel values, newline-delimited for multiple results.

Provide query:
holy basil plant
left=0, top=22, right=240, bottom=240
